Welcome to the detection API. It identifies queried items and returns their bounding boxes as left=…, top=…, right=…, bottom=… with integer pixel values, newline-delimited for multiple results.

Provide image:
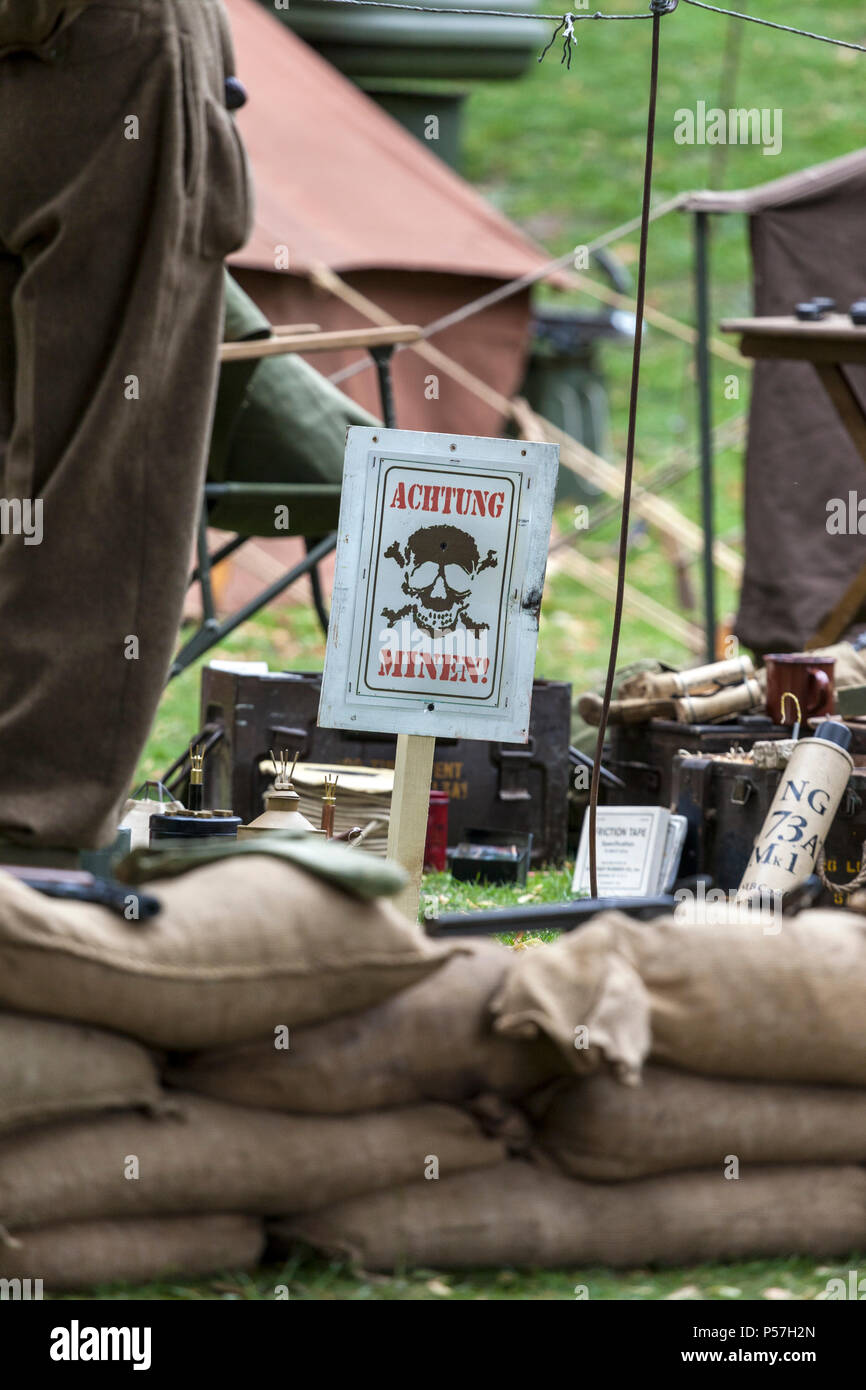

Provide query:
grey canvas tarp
left=685, top=150, right=866, bottom=654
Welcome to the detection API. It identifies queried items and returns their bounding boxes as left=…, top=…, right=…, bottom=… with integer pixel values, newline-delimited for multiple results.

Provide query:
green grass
left=116, top=2, right=866, bottom=1300
left=421, top=863, right=574, bottom=942
left=51, top=1254, right=866, bottom=1302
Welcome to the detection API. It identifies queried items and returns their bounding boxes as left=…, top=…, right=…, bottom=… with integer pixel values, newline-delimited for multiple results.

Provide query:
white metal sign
left=318, top=427, right=558, bottom=742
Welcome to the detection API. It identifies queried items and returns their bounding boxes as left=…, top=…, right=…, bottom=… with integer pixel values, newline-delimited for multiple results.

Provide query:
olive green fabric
left=208, top=269, right=270, bottom=482
left=0, top=1, right=93, bottom=52
left=0, top=0, right=252, bottom=850
left=117, top=829, right=408, bottom=900
left=207, top=273, right=378, bottom=536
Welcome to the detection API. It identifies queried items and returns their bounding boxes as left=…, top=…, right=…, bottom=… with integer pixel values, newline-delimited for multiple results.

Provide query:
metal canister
left=738, top=721, right=854, bottom=900
left=424, top=790, right=450, bottom=871
left=149, top=810, right=242, bottom=844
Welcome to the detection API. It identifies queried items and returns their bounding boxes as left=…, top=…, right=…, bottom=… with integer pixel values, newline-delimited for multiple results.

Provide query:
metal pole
left=370, top=344, right=397, bottom=429
left=425, top=894, right=678, bottom=938
left=694, top=210, right=717, bottom=663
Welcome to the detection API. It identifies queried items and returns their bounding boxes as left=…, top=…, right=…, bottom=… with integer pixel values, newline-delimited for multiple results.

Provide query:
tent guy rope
left=328, top=191, right=690, bottom=389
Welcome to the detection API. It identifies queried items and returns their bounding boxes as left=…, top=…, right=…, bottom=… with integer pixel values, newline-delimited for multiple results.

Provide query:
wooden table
left=721, top=314, right=866, bottom=645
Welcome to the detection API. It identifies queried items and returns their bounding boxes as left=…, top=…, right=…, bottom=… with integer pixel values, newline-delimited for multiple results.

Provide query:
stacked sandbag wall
left=0, top=858, right=536, bottom=1289
left=3, top=856, right=866, bottom=1285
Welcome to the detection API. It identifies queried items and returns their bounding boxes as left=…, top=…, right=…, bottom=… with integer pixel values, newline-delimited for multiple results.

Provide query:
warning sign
left=319, top=428, right=558, bottom=742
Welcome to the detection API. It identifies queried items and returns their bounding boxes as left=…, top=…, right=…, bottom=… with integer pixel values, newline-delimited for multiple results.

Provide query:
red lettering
left=412, top=651, right=438, bottom=680
left=422, top=484, right=441, bottom=511
left=388, top=481, right=505, bottom=518
left=377, top=651, right=489, bottom=684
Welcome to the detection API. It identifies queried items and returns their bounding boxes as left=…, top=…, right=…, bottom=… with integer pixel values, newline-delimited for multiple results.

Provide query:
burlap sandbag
left=0, top=1011, right=160, bottom=1135
left=0, top=1213, right=264, bottom=1291
left=493, top=910, right=866, bottom=1085
left=0, top=1094, right=504, bottom=1231
left=0, top=858, right=461, bottom=1048
left=490, top=921, right=651, bottom=1085
left=815, top=639, right=866, bottom=690
left=168, top=941, right=567, bottom=1113
left=535, top=1065, right=866, bottom=1181
left=274, top=1160, right=866, bottom=1269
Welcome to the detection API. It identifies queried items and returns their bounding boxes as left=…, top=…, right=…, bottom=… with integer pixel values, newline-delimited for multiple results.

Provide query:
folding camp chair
left=169, top=273, right=420, bottom=678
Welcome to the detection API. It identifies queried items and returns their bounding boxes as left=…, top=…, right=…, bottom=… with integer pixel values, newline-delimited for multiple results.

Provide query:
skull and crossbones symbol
left=381, top=525, right=498, bottom=638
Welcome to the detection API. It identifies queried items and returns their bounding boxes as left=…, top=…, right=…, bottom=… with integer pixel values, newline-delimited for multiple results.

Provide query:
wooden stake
left=387, top=733, right=435, bottom=924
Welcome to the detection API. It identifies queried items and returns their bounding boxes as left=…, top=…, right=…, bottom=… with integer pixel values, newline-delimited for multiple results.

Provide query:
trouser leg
left=0, top=251, right=18, bottom=494
left=0, top=0, right=251, bottom=848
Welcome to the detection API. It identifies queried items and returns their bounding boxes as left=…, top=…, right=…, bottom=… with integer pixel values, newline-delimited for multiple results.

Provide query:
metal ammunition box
left=604, top=716, right=793, bottom=808
left=673, top=752, right=866, bottom=906
left=197, top=669, right=571, bottom=865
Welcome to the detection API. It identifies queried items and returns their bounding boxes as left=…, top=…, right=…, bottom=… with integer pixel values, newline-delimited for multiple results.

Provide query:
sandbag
left=490, top=921, right=650, bottom=1085
left=492, top=909, right=866, bottom=1085
left=535, top=1065, right=866, bottom=1181
left=0, top=1094, right=504, bottom=1231
left=273, top=1160, right=866, bottom=1269
left=0, top=857, right=461, bottom=1048
left=0, top=1011, right=160, bottom=1135
left=815, top=639, right=866, bottom=690
left=168, top=941, right=566, bottom=1113
left=0, top=1213, right=264, bottom=1291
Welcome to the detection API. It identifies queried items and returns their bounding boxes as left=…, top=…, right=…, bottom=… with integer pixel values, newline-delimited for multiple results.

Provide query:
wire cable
left=304, top=2, right=653, bottom=19
left=681, top=0, right=866, bottom=54
left=587, top=4, right=663, bottom=897
left=294, top=0, right=866, bottom=53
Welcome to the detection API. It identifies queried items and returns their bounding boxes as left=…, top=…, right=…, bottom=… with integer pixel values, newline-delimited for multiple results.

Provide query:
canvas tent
left=224, top=0, right=562, bottom=439
left=684, top=150, right=866, bottom=656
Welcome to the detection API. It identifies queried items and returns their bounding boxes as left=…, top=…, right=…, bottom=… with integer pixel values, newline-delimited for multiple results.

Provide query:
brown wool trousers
left=0, top=0, right=252, bottom=848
